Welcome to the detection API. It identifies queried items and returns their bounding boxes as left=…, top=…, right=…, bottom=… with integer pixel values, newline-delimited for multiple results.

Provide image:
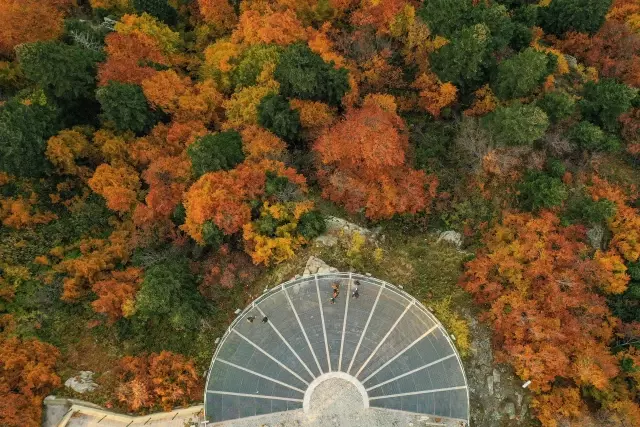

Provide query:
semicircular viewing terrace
left=204, top=272, right=470, bottom=426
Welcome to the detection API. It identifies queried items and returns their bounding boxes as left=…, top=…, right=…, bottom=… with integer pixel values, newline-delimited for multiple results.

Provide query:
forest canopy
left=1, top=0, right=639, bottom=426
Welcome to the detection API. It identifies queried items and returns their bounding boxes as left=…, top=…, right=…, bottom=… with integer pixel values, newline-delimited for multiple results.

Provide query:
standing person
left=330, top=287, right=339, bottom=304
left=351, top=286, right=359, bottom=299
left=247, top=316, right=256, bottom=323
left=262, top=316, right=268, bottom=323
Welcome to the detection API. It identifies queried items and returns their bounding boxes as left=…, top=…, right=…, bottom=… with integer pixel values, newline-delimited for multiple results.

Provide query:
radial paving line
left=283, top=285, right=323, bottom=376
left=216, top=358, right=305, bottom=393
left=362, top=324, right=439, bottom=384
left=368, top=385, right=467, bottom=400
left=206, top=390, right=303, bottom=402
left=347, top=283, right=384, bottom=375
left=355, top=300, right=414, bottom=378
left=204, top=273, right=470, bottom=425
left=231, top=329, right=309, bottom=385
left=338, top=273, right=352, bottom=371
left=366, top=353, right=457, bottom=392
left=315, top=275, right=332, bottom=372
left=254, top=304, right=315, bottom=380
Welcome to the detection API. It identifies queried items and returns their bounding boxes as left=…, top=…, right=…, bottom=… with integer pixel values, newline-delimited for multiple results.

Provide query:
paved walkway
left=205, top=272, right=469, bottom=425
left=43, top=397, right=204, bottom=427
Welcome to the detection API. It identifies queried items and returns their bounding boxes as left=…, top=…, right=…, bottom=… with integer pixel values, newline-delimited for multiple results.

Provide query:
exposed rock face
left=302, top=256, right=338, bottom=276
left=587, top=225, right=605, bottom=250
left=324, top=216, right=380, bottom=239
left=437, top=230, right=463, bottom=250
left=315, top=235, right=339, bottom=247
left=64, top=371, right=98, bottom=394
left=464, top=313, right=531, bottom=425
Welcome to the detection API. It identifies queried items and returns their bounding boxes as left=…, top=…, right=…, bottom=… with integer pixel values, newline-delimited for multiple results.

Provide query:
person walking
left=247, top=316, right=256, bottom=323
left=261, top=316, right=269, bottom=323
left=351, top=286, right=359, bottom=299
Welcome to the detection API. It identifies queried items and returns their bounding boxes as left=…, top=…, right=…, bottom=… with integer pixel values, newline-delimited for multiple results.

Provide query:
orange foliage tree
left=141, top=70, right=224, bottom=125
left=88, top=164, right=141, bottom=213
left=0, top=192, right=58, bottom=229
left=553, top=20, right=640, bottom=88
left=182, top=159, right=306, bottom=242
left=0, top=336, right=60, bottom=427
left=0, top=0, right=68, bottom=57
left=351, top=0, right=409, bottom=35
left=242, top=200, right=316, bottom=265
left=412, top=71, right=457, bottom=118
left=92, top=267, right=143, bottom=323
left=98, top=32, right=168, bottom=86
left=115, top=351, right=202, bottom=412
left=232, top=8, right=308, bottom=46
left=461, top=211, right=627, bottom=425
left=46, top=129, right=96, bottom=177
left=588, top=176, right=640, bottom=263
left=464, top=84, right=498, bottom=117
left=54, top=228, right=132, bottom=301
left=198, top=0, right=237, bottom=33
left=313, top=95, right=438, bottom=219
left=239, top=125, right=286, bottom=161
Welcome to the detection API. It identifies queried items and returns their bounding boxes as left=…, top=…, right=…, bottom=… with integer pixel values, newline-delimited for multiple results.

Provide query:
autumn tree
left=0, top=336, right=61, bottom=427
left=539, top=0, right=612, bottom=36
left=553, top=21, right=640, bottom=87
left=274, top=43, right=350, bottom=107
left=0, top=0, right=68, bottom=57
left=187, top=131, right=245, bottom=177
left=198, top=0, right=237, bottom=33
left=88, top=163, right=141, bottom=213
left=412, top=71, right=457, bottom=118
left=98, top=32, right=168, bottom=86
left=239, top=125, right=286, bottom=161
left=135, top=154, right=191, bottom=227
left=115, top=351, right=201, bottom=412
left=461, top=211, right=624, bottom=424
left=232, top=44, right=282, bottom=89
left=46, top=128, right=96, bottom=177
left=243, top=200, right=324, bottom=265
left=314, top=96, right=438, bottom=220
left=182, top=159, right=307, bottom=243
left=134, top=258, right=205, bottom=331
left=141, top=70, right=224, bottom=125
left=232, top=8, right=308, bottom=46
left=97, top=82, right=159, bottom=134
left=482, top=102, right=549, bottom=146
left=92, top=267, right=143, bottom=323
